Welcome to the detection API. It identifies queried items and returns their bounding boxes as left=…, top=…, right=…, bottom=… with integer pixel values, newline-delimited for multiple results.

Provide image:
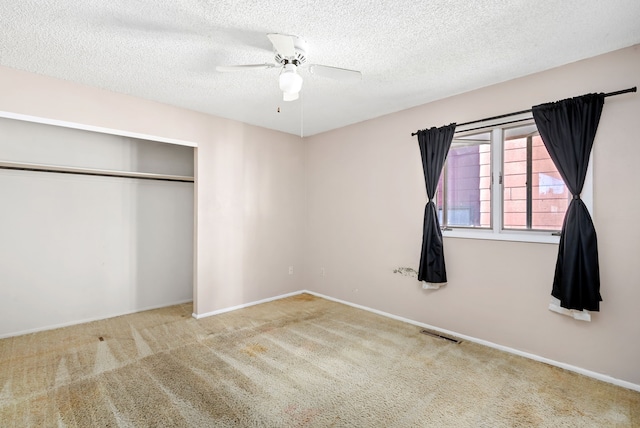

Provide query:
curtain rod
left=411, top=86, right=636, bottom=136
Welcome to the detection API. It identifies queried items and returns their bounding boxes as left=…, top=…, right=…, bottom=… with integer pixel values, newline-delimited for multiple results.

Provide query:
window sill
left=442, top=228, right=560, bottom=244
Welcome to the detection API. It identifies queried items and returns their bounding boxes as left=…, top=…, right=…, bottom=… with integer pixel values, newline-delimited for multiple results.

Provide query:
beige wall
left=194, top=120, right=305, bottom=314
left=0, top=66, right=306, bottom=320
left=304, top=45, right=640, bottom=385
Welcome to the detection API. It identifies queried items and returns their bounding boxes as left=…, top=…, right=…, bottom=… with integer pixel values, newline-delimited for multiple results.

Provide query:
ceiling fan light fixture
left=283, top=92, right=299, bottom=101
left=279, top=63, right=303, bottom=96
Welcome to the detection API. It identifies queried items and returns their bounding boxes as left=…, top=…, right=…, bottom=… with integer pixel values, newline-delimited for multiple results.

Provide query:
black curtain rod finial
left=604, top=86, right=636, bottom=97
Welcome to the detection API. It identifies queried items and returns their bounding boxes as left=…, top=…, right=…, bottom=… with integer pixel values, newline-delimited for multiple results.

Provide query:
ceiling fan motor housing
left=274, top=36, right=308, bottom=65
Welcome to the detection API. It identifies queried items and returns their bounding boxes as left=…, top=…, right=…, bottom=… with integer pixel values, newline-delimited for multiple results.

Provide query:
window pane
left=503, top=130, right=569, bottom=231
left=531, top=135, right=569, bottom=230
left=438, top=138, right=490, bottom=228
left=503, top=137, right=528, bottom=229
left=478, top=144, right=491, bottom=227
left=436, top=176, right=444, bottom=225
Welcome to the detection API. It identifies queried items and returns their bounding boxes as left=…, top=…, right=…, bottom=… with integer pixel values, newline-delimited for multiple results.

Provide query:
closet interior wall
left=0, top=117, right=194, bottom=337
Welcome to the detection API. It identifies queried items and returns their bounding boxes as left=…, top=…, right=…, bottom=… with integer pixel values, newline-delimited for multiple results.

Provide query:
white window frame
left=440, top=115, right=593, bottom=244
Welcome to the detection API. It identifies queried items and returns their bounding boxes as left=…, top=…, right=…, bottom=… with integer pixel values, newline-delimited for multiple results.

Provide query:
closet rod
left=411, top=86, right=636, bottom=136
left=0, top=161, right=194, bottom=183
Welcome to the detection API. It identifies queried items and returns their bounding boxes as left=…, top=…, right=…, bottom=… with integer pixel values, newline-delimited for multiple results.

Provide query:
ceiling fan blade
left=283, top=92, right=299, bottom=102
left=216, top=63, right=277, bottom=72
left=309, top=65, right=362, bottom=82
left=267, top=33, right=296, bottom=58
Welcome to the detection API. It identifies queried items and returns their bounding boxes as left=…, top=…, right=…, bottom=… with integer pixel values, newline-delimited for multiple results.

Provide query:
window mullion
left=492, top=128, right=503, bottom=234
left=526, top=136, right=533, bottom=229
left=442, top=163, right=448, bottom=228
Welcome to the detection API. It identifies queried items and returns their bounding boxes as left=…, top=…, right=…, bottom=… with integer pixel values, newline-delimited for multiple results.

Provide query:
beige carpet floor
left=1, top=293, right=638, bottom=427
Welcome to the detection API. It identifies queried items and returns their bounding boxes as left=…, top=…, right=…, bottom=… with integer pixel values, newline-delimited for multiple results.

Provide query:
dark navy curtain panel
left=532, top=93, right=605, bottom=311
left=416, top=123, right=456, bottom=284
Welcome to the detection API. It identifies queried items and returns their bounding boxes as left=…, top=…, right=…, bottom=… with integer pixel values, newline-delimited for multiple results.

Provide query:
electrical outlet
left=288, top=266, right=294, bottom=275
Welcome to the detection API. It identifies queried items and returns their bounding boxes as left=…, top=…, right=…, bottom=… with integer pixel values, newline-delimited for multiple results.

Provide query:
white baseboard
left=302, top=290, right=640, bottom=393
left=192, top=290, right=304, bottom=319
left=0, top=299, right=193, bottom=340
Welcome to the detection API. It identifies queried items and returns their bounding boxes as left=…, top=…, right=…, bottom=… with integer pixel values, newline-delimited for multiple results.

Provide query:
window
left=436, top=132, right=491, bottom=228
left=436, top=119, right=589, bottom=243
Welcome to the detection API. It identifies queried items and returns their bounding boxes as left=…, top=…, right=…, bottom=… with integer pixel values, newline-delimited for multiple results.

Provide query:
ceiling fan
left=216, top=33, right=362, bottom=101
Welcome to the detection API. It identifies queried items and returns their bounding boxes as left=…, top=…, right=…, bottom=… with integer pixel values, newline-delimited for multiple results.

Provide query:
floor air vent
left=420, top=329, right=461, bottom=344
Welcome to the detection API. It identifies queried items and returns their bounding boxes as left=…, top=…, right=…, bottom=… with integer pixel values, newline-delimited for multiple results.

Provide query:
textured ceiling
left=1, top=1, right=640, bottom=136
